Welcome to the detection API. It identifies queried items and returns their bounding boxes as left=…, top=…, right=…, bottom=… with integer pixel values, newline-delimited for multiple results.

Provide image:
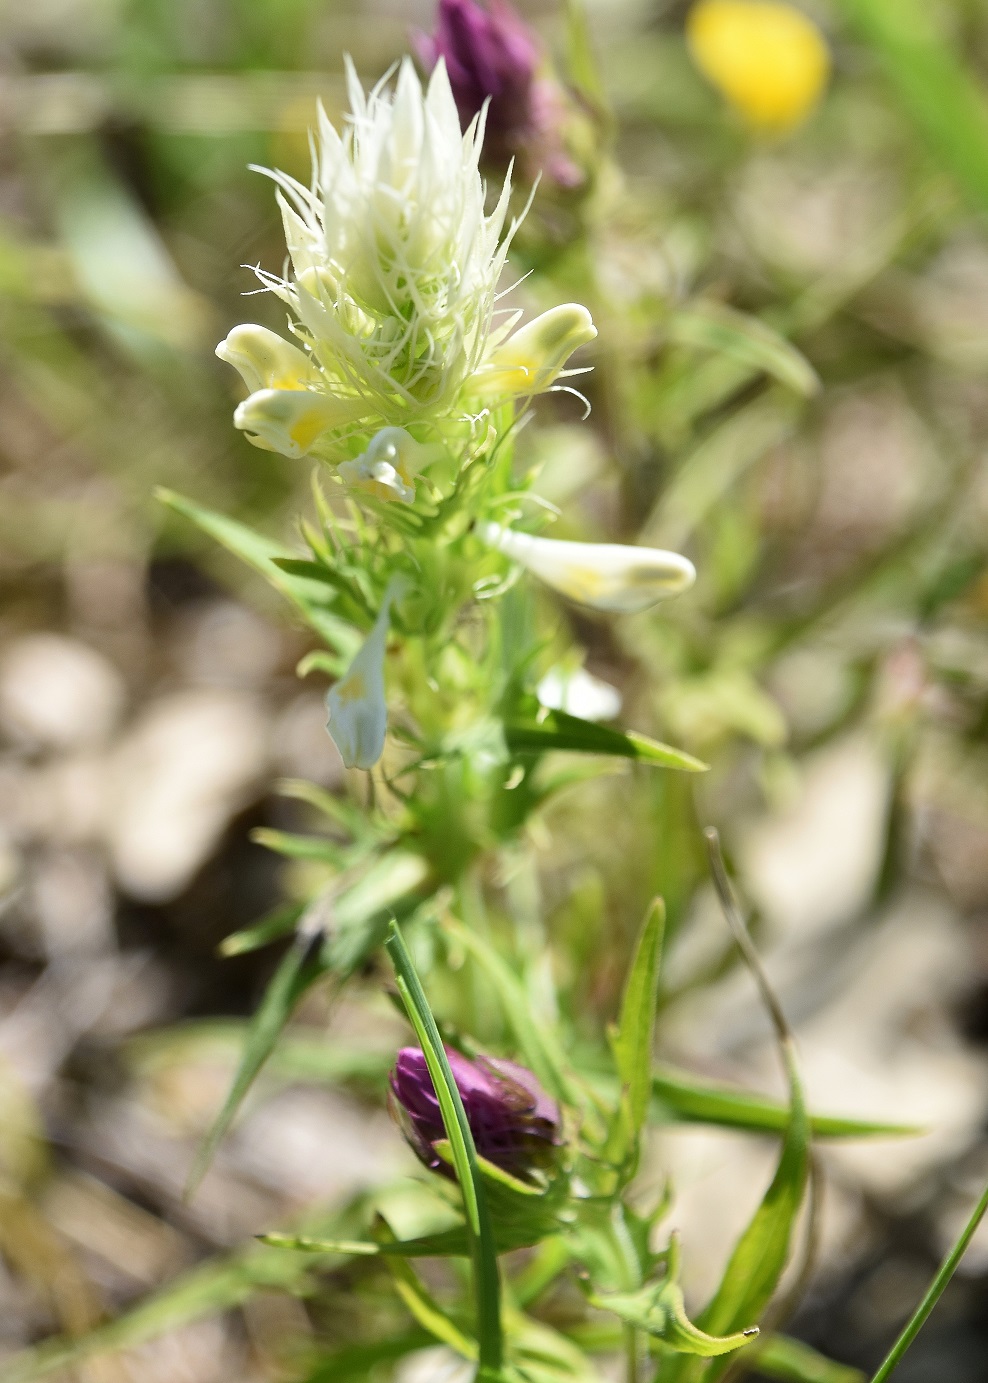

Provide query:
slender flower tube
left=326, top=580, right=403, bottom=769
left=686, top=0, right=830, bottom=132
left=480, top=522, right=696, bottom=613
left=389, top=1046, right=561, bottom=1179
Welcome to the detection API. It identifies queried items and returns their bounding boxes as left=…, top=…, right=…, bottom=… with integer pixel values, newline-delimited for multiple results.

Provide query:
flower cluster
left=217, top=58, right=593, bottom=465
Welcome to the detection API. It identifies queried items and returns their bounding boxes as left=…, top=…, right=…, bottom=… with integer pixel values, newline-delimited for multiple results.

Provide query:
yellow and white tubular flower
left=326, top=579, right=403, bottom=769
left=216, top=58, right=596, bottom=461
left=480, top=522, right=696, bottom=614
left=337, top=427, right=426, bottom=504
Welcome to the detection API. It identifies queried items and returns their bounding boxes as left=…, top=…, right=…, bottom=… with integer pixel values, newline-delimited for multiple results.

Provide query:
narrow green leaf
left=755, top=1334, right=865, bottom=1383
left=258, top=1234, right=381, bottom=1255
left=869, top=1178, right=988, bottom=1383
left=0, top=1243, right=312, bottom=1382
left=669, top=302, right=820, bottom=399
left=613, top=899, right=666, bottom=1142
left=505, top=709, right=707, bottom=772
left=249, top=827, right=349, bottom=866
left=671, top=834, right=812, bottom=1383
left=303, top=1329, right=434, bottom=1383
left=384, top=921, right=503, bottom=1374
left=218, top=901, right=304, bottom=957
left=835, top=0, right=988, bottom=213
left=156, top=489, right=358, bottom=658
left=191, top=851, right=431, bottom=1192
left=443, top=916, right=572, bottom=1105
left=651, top=1064, right=921, bottom=1140
left=185, top=931, right=327, bottom=1196
left=385, top=1248, right=479, bottom=1362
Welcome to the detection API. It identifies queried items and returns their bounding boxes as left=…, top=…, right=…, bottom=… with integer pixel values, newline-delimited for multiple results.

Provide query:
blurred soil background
left=2, top=0, right=988, bottom=1379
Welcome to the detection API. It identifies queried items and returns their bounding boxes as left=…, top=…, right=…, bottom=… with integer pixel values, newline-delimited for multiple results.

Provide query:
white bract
left=216, top=58, right=596, bottom=461
left=480, top=522, right=696, bottom=613
left=326, top=581, right=403, bottom=769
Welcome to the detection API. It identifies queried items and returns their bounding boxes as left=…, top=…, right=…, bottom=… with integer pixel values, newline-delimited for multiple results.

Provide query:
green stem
left=870, top=1179, right=988, bottom=1382
left=384, top=922, right=503, bottom=1376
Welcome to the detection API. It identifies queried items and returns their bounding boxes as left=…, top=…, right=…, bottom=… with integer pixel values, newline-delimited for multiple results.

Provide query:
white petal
left=537, top=665, right=623, bottom=721
left=216, top=324, right=321, bottom=394
left=233, top=388, right=365, bottom=457
left=481, top=522, right=696, bottom=614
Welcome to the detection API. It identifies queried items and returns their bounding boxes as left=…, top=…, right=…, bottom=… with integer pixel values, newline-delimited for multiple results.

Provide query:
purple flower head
left=389, top=1045, right=561, bottom=1180
left=415, top=0, right=539, bottom=152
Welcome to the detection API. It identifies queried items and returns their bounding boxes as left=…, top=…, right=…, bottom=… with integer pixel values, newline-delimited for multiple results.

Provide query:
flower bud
left=389, top=1046, right=561, bottom=1179
left=416, top=0, right=539, bottom=153
left=474, top=304, right=596, bottom=399
left=326, top=581, right=402, bottom=768
left=415, top=0, right=584, bottom=185
left=480, top=522, right=696, bottom=613
left=686, top=0, right=830, bottom=132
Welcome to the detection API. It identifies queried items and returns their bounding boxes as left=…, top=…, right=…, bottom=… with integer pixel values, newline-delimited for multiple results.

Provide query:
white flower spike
left=480, top=522, right=696, bottom=613
left=326, top=579, right=404, bottom=769
left=338, top=428, right=426, bottom=504
left=217, top=59, right=596, bottom=462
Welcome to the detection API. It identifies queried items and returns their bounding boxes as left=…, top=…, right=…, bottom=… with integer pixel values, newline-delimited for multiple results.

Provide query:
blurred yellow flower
left=686, top=0, right=830, bottom=132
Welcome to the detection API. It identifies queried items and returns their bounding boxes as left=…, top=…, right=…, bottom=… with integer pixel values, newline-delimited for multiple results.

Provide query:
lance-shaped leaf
left=504, top=708, right=707, bottom=772
left=607, top=898, right=665, bottom=1169
left=156, top=489, right=358, bottom=662
left=187, top=851, right=431, bottom=1193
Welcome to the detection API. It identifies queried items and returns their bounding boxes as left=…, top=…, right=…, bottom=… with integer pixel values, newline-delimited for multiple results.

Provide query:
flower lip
left=389, top=1045, right=561, bottom=1179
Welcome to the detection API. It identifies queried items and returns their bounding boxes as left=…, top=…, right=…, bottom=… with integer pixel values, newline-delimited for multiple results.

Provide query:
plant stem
left=384, top=922, right=503, bottom=1376
left=870, top=1179, right=988, bottom=1382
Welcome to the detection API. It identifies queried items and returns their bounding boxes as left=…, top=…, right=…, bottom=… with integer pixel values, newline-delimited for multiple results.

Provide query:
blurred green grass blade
left=381, top=1237, right=479, bottom=1362
left=249, top=827, right=350, bottom=866
left=836, top=0, right=988, bottom=212
left=384, top=921, right=502, bottom=1373
left=505, top=709, right=707, bottom=772
left=611, top=899, right=666, bottom=1155
left=668, top=303, right=820, bottom=399
left=0, top=1243, right=313, bottom=1382
left=219, top=901, right=305, bottom=957
left=869, top=1178, right=988, bottom=1383
left=185, top=929, right=328, bottom=1197
left=651, top=1065, right=921, bottom=1140
left=443, top=916, right=573, bottom=1105
left=644, top=393, right=800, bottom=550
left=157, top=489, right=359, bottom=659
left=303, top=1330, right=435, bottom=1383
left=756, top=1334, right=865, bottom=1383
